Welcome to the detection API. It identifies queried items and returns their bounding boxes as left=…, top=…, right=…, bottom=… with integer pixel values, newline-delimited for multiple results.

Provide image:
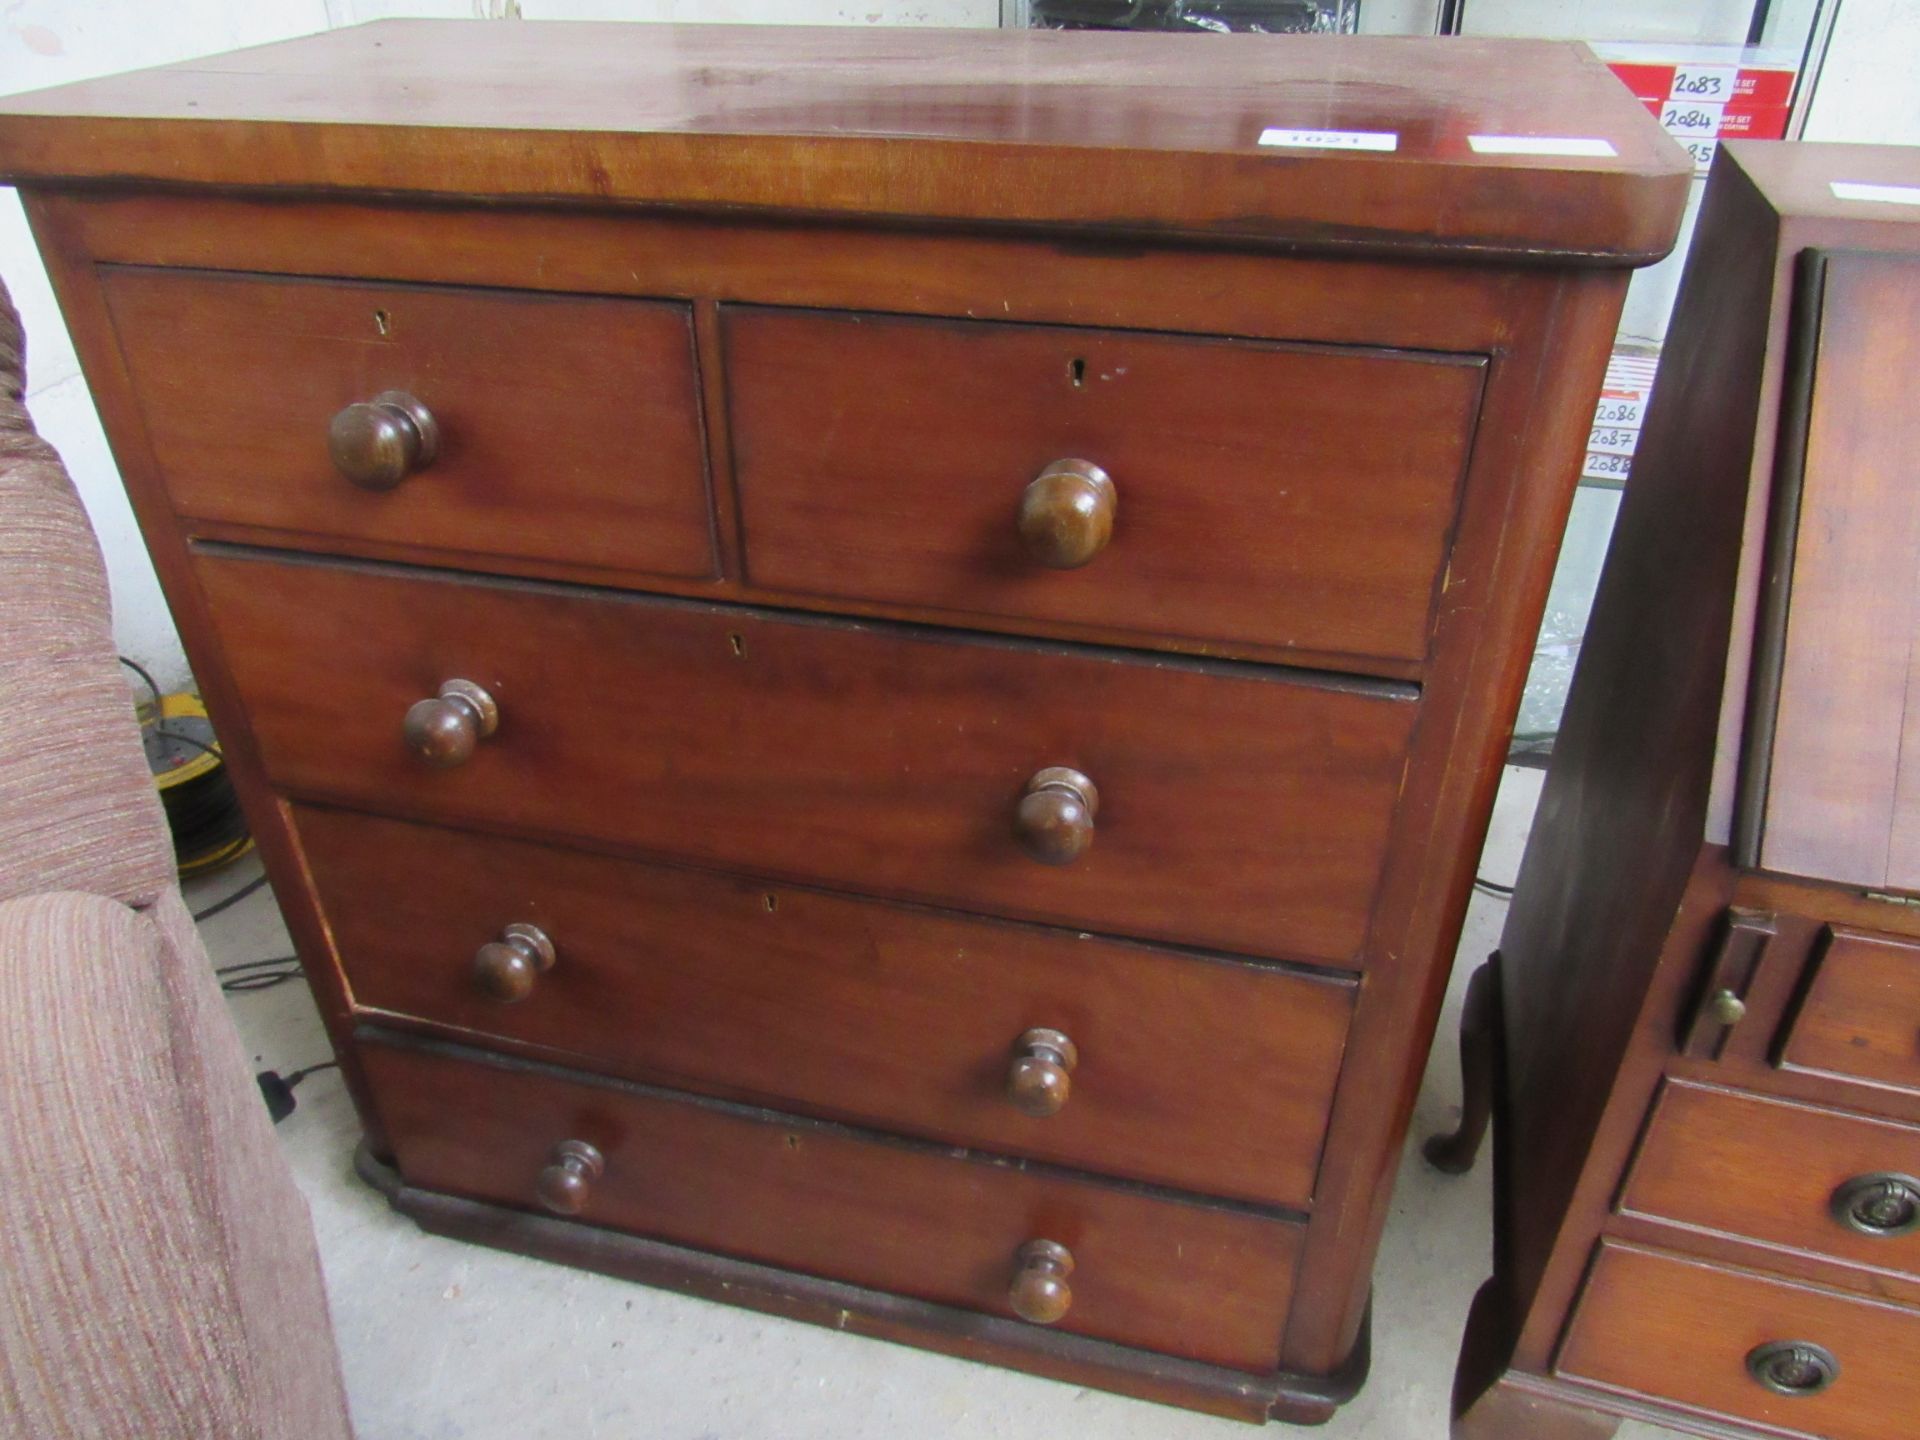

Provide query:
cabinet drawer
left=1780, top=926, right=1920, bottom=1096
left=201, top=550, right=1413, bottom=963
left=304, top=806, right=1352, bottom=1209
left=104, top=267, right=713, bottom=580
left=1559, top=1242, right=1920, bottom=1440
left=1622, top=1082, right=1920, bottom=1281
left=724, top=307, right=1485, bottom=669
left=360, top=1032, right=1302, bottom=1372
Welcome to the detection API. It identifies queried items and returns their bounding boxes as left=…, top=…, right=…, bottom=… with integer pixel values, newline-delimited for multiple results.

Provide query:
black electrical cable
left=192, top=873, right=270, bottom=924
left=214, top=953, right=304, bottom=993
left=118, top=653, right=162, bottom=709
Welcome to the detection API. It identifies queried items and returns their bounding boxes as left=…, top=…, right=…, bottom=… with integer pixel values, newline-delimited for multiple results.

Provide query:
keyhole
left=1067, top=357, right=1086, bottom=388
left=373, top=309, right=392, bottom=336
left=728, top=632, right=746, bottom=658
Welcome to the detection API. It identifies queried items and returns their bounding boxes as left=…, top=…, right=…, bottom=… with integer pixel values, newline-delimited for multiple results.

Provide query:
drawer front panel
left=304, top=806, right=1353, bottom=1209
left=202, top=551, right=1414, bottom=963
left=1559, top=1242, right=1920, bottom=1440
left=104, top=267, right=714, bottom=579
left=1622, top=1081, right=1920, bottom=1280
left=361, top=1033, right=1302, bottom=1372
left=1780, top=926, right=1920, bottom=1096
left=725, top=307, right=1485, bottom=667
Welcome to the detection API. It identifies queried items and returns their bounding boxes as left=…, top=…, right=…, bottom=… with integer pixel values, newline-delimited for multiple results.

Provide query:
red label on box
left=1607, top=59, right=1796, bottom=170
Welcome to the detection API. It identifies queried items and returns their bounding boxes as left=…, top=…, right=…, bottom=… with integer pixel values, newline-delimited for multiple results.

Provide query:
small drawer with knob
left=99, top=266, right=713, bottom=581
left=202, top=548, right=1413, bottom=964
left=1620, top=1081, right=1920, bottom=1285
left=722, top=306, right=1486, bottom=673
left=1557, top=1241, right=1920, bottom=1440
left=358, top=1028, right=1305, bottom=1373
left=299, top=805, right=1354, bottom=1208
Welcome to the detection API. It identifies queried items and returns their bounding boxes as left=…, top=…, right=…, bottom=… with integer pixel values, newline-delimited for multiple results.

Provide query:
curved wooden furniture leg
left=1425, top=955, right=1497, bottom=1174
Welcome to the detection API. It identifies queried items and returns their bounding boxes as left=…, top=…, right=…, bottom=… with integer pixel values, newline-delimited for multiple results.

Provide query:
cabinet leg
left=1453, top=1375, right=1620, bottom=1440
left=1425, top=956, right=1497, bottom=1174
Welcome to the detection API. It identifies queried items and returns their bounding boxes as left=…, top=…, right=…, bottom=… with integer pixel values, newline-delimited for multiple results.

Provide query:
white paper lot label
left=1832, top=181, right=1920, bottom=206
left=1468, top=135, right=1618, bottom=157
left=1258, top=128, right=1398, bottom=152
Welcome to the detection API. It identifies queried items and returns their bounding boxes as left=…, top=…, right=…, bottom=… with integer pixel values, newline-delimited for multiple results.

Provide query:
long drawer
left=360, top=1031, right=1304, bottom=1373
left=104, top=267, right=715, bottom=580
left=1621, top=1081, right=1920, bottom=1282
left=724, top=306, right=1485, bottom=669
left=303, top=805, right=1353, bottom=1208
left=1558, top=1242, right=1920, bottom=1440
left=200, top=549, right=1414, bottom=963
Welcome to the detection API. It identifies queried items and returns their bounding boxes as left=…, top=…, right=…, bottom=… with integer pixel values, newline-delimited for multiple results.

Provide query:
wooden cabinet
left=0, top=20, right=1685, bottom=1423
left=1440, top=142, right=1920, bottom=1440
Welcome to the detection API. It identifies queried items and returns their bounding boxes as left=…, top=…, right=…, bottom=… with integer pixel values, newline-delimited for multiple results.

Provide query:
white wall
left=1, top=0, right=1912, bottom=691
left=1804, top=0, right=1920, bottom=145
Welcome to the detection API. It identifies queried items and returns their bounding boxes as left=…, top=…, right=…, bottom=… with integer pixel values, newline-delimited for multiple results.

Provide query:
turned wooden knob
left=1014, top=767, right=1099, bottom=865
left=403, top=679, right=498, bottom=767
left=1018, top=459, right=1115, bottom=569
left=1007, top=1028, right=1078, bottom=1117
left=535, top=1139, right=604, bottom=1217
left=472, top=922, right=555, bottom=1003
left=327, top=390, right=438, bottom=490
left=1009, top=1239, right=1075, bottom=1325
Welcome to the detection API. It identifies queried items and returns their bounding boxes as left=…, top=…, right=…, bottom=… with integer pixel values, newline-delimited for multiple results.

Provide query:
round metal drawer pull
left=1707, top=987, right=1747, bottom=1027
left=1008, top=1238, right=1075, bottom=1325
left=472, top=922, right=556, bottom=1003
left=328, top=390, right=439, bottom=490
left=1018, top=459, right=1115, bottom=569
left=1006, top=1027, right=1078, bottom=1117
left=1746, top=1340, right=1839, bottom=1397
left=1831, top=1172, right=1920, bottom=1237
left=535, top=1139, right=604, bottom=1217
left=1013, top=767, right=1099, bottom=866
left=402, top=678, right=499, bottom=768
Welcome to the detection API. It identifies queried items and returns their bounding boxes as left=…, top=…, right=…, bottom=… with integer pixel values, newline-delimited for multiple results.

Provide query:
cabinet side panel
left=1494, top=153, right=1784, bottom=1365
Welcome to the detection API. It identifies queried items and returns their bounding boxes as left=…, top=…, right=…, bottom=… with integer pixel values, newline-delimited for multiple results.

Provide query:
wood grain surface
left=725, top=306, right=1483, bottom=668
left=199, top=548, right=1415, bottom=964
left=1558, top=1242, right=1920, bottom=1440
left=361, top=1030, right=1304, bottom=1374
left=1621, top=1080, right=1920, bottom=1281
left=1779, top=927, right=1920, bottom=1096
left=300, top=805, right=1355, bottom=1208
left=0, top=22, right=1688, bottom=259
left=103, top=265, right=714, bottom=580
left=1755, top=251, right=1920, bottom=891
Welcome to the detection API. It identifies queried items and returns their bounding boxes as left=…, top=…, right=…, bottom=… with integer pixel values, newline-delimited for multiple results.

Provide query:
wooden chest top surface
left=0, top=20, right=1688, bottom=259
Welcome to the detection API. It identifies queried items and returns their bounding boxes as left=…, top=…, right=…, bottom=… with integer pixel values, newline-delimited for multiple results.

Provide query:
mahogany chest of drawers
left=1438, top=142, right=1920, bottom=1440
left=0, top=21, right=1685, bottom=1423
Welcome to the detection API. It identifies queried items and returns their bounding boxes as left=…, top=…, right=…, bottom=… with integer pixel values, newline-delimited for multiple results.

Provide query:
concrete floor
left=189, top=766, right=1685, bottom=1439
